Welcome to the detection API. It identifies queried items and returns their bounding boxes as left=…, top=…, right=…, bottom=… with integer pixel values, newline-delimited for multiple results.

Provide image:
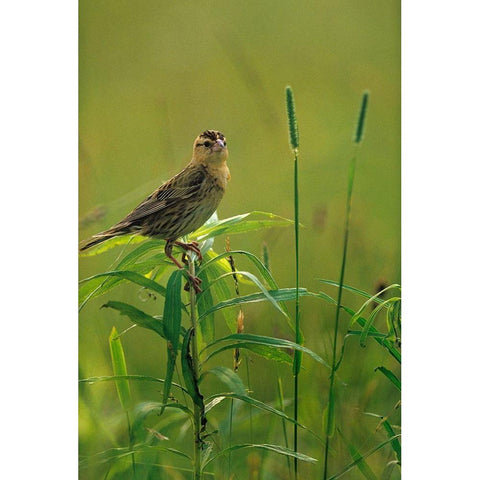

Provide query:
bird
left=80, top=129, right=230, bottom=293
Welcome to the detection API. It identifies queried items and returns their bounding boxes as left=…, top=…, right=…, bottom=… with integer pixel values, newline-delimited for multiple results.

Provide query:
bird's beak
left=212, top=139, right=225, bottom=152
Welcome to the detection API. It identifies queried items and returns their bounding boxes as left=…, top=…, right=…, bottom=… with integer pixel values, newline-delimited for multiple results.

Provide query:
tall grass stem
left=322, top=92, right=369, bottom=479
left=285, top=85, right=301, bottom=479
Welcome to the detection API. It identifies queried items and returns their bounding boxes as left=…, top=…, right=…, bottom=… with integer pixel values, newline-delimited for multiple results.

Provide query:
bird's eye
left=203, top=141, right=212, bottom=147
left=224, top=141, right=227, bottom=146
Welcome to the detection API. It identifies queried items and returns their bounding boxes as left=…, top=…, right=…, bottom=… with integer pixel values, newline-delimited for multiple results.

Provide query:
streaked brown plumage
left=80, top=130, right=230, bottom=291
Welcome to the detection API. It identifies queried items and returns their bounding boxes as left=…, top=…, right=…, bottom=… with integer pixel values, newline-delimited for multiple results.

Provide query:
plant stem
left=293, top=149, right=300, bottom=480
left=188, top=256, right=202, bottom=480
left=323, top=91, right=368, bottom=479
left=322, top=148, right=359, bottom=480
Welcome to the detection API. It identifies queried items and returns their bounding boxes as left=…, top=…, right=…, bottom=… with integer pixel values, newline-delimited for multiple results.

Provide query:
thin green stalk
left=322, top=92, right=369, bottom=479
left=188, top=256, right=202, bottom=480
left=285, top=85, right=301, bottom=480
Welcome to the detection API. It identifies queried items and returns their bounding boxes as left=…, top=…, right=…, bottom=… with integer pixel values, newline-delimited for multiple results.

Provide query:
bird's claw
left=184, top=274, right=202, bottom=294
left=176, top=241, right=203, bottom=263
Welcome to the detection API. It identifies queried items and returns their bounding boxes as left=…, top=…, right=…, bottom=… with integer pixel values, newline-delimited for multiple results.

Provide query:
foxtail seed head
left=354, top=91, right=369, bottom=144
left=285, top=86, right=299, bottom=151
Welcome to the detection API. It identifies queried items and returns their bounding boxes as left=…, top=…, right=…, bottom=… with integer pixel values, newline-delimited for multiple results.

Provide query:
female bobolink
left=80, top=130, right=230, bottom=292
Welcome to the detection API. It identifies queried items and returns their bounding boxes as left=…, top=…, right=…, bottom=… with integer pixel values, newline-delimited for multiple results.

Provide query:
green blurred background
left=79, top=0, right=400, bottom=478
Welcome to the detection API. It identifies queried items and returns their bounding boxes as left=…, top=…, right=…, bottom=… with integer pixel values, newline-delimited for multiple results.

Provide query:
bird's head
left=192, top=130, right=228, bottom=165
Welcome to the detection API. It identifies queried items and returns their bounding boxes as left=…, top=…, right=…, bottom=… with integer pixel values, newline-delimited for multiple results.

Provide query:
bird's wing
left=119, top=166, right=206, bottom=225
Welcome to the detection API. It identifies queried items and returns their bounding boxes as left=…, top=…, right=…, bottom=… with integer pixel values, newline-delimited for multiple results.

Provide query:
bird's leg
left=174, top=240, right=203, bottom=263
left=165, top=240, right=202, bottom=293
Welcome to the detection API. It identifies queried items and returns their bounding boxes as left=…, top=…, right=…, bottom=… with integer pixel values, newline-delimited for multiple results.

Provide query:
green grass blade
left=338, top=429, right=377, bottom=480
left=162, top=270, right=184, bottom=409
left=327, top=435, right=401, bottom=480
left=202, top=366, right=246, bottom=395
left=79, top=234, right=146, bottom=257
left=381, top=420, right=401, bottom=463
left=196, top=268, right=215, bottom=348
left=375, top=366, right=401, bottom=391
left=359, top=298, right=401, bottom=346
left=79, top=270, right=168, bottom=307
left=109, top=327, right=132, bottom=411
left=199, top=270, right=287, bottom=320
left=79, top=444, right=192, bottom=469
left=79, top=374, right=188, bottom=394
left=191, top=211, right=293, bottom=241
left=204, top=444, right=316, bottom=469
left=204, top=392, right=314, bottom=433
left=102, top=301, right=166, bottom=338
left=204, top=333, right=329, bottom=368
left=198, top=288, right=309, bottom=321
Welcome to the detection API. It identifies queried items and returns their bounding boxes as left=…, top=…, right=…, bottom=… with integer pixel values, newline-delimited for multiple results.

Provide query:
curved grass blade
left=382, top=420, right=401, bottom=464
left=204, top=392, right=319, bottom=437
left=204, top=333, right=329, bottom=368
left=196, top=268, right=215, bottom=347
left=201, top=366, right=246, bottom=395
left=359, top=298, right=401, bottom=347
left=198, top=288, right=309, bottom=321
left=327, top=435, right=401, bottom=480
left=338, top=429, right=377, bottom=480
left=79, top=374, right=188, bottom=394
left=162, top=270, right=184, bottom=410
left=375, top=366, right=401, bottom=392
left=79, top=234, right=147, bottom=257
left=109, top=327, right=132, bottom=411
left=199, top=270, right=287, bottom=320
left=79, top=270, right=168, bottom=309
left=203, top=443, right=316, bottom=469
left=318, top=280, right=400, bottom=304
left=238, top=343, right=293, bottom=365
left=351, top=290, right=401, bottom=328
left=132, top=401, right=194, bottom=438
left=191, top=211, right=294, bottom=241
left=102, top=301, right=166, bottom=338
left=79, top=444, right=191, bottom=469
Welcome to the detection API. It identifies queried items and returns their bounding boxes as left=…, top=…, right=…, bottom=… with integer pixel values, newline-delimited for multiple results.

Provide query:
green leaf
left=238, top=343, right=293, bottom=365
left=343, top=306, right=401, bottom=364
left=131, top=401, right=193, bottom=439
left=198, top=288, right=310, bottom=321
left=202, top=366, right=246, bottom=395
left=190, top=211, right=294, bottom=241
left=79, top=444, right=191, bottom=469
left=338, top=429, right=377, bottom=480
left=79, top=374, right=188, bottom=394
left=109, top=327, right=132, bottom=411
left=327, top=435, right=401, bottom=480
left=79, top=270, right=169, bottom=310
left=204, top=333, right=329, bottom=369
left=200, top=270, right=287, bottom=321
left=375, top=366, right=401, bottom=392
left=318, top=280, right=400, bottom=303
left=201, top=251, right=237, bottom=332
left=382, top=420, right=401, bottom=463
left=204, top=392, right=322, bottom=442
left=181, top=328, right=204, bottom=409
left=102, top=301, right=166, bottom=338
left=196, top=268, right=215, bottom=348
left=79, top=234, right=147, bottom=257
left=204, top=443, right=316, bottom=469
left=162, top=270, right=184, bottom=409
left=359, top=298, right=401, bottom=347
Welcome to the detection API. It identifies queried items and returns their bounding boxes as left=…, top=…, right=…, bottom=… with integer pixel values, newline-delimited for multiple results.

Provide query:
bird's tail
left=79, top=225, right=126, bottom=251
